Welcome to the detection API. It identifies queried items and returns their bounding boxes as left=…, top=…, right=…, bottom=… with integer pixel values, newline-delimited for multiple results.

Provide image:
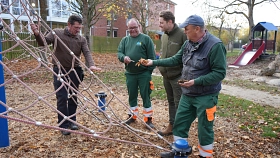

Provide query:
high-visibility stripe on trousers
left=198, top=144, right=213, bottom=157
left=128, top=106, right=139, bottom=119
left=143, top=107, right=153, bottom=122
left=173, top=135, right=188, bottom=142
left=173, top=136, right=213, bottom=157
left=143, top=107, right=153, bottom=117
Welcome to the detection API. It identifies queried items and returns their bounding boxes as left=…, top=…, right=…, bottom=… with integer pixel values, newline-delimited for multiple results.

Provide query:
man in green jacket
left=143, top=15, right=227, bottom=158
left=117, top=18, right=156, bottom=128
left=157, top=10, right=187, bottom=136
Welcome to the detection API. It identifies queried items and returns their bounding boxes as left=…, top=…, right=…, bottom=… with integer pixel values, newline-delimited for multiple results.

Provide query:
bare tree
left=126, top=0, right=167, bottom=34
left=101, top=0, right=128, bottom=37
left=197, top=0, right=279, bottom=39
left=39, top=1, right=47, bottom=22
left=66, top=0, right=106, bottom=45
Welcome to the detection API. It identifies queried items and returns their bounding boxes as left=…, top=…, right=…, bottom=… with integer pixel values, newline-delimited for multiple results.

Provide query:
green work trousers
left=125, top=71, right=152, bottom=108
left=163, top=76, right=182, bottom=125
left=173, top=93, right=218, bottom=146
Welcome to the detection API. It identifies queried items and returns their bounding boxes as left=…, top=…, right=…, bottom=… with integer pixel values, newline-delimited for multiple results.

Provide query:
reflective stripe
left=143, top=107, right=153, bottom=117
left=128, top=106, right=139, bottom=116
left=174, top=135, right=188, bottom=142
left=143, top=111, right=153, bottom=117
left=130, top=106, right=139, bottom=111
left=143, top=107, right=152, bottom=112
left=198, top=144, right=213, bottom=157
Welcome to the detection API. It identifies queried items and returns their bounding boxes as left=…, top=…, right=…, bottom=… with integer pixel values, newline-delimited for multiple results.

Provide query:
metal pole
left=0, top=38, right=10, bottom=148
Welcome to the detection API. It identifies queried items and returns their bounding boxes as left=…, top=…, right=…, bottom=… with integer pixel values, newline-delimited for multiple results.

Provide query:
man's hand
left=124, top=56, right=134, bottom=64
left=30, top=23, right=39, bottom=36
left=178, top=79, right=194, bottom=88
left=89, top=66, right=101, bottom=71
left=142, top=59, right=153, bottom=66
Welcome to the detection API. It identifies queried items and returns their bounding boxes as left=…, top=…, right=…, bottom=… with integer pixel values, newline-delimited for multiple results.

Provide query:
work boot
left=160, top=151, right=174, bottom=158
left=125, top=115, right=136, bottom=125
left=61, top=130, right=71, bottom=135
left=157, top=123, right=173, bottom=136
left=145, top=117, right=154, bottom=129
left=70, top=123, right=79, bottom=130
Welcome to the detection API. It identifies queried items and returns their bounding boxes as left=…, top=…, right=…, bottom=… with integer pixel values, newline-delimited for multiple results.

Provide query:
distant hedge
left=90, top=36, right=161, bottom=53
left=1, top=34, right=161, bottom=60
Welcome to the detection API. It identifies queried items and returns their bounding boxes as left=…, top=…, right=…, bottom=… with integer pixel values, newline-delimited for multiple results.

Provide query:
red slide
left=229, top=41, right=265, bottom=67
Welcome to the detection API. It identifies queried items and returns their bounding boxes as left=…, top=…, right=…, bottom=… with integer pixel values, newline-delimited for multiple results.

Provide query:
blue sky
left=172, top=0, right=280, bottom=27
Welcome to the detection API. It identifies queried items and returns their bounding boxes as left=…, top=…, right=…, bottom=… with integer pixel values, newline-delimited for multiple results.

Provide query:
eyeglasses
left=128, top=26, right=138, bottom=30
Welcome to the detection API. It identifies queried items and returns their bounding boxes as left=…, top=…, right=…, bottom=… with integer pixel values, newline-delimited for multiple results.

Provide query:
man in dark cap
left=143, top=15, right=227, bottom=158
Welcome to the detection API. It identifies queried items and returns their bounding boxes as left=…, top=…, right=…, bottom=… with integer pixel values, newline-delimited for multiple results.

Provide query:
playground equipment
left=0, top=1, right=176, bottom=157
left=0, top=39, right=9, bottom=148
left=229, top=22, right=278, bottom=67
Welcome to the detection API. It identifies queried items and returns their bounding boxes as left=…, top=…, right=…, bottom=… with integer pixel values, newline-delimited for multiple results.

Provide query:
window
left=51, top=0, right=70, bottom=18
left=127, top=12, right=132, bottom=19
left=13, top=20, right=20, bottom=32
left=12, top=0, right=20, bottom=15
left=107, top=30, right=110, bottom=37
left=12, top=0, right=27, bottom=15
left=107, top=30, right=118, bottom=37
left=113, top=30, right=117, bottom=37
left=113, top=14, right=118, bottom=21
left=1, top=0, right=8, bottom=5
left=107, top=20, right=111, bottom=26
left=30, top=0, right=39, bottom=14
left=1, top=0, right=10, bottom=13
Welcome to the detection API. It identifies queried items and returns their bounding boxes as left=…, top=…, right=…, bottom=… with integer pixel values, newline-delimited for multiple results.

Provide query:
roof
left=252, top=22, right=278, bottom=32
left=164, top=0, right=177, bottom=5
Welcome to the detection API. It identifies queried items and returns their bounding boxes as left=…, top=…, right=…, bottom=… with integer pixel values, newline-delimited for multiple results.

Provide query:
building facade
left=91, top=0, right=176, bottom=37
left=0, top=0, right=176, bottom=37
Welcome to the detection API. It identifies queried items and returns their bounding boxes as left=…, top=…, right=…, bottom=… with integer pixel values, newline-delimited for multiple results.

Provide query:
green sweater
left=153, top=42, right=226, bottom=86
left=117, top=33, right=156, bottom=74
left=159, top=24, right=187, bottom=79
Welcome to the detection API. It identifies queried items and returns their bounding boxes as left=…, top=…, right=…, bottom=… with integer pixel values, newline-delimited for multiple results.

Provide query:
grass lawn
left=95, top=70, right=280, bottom=138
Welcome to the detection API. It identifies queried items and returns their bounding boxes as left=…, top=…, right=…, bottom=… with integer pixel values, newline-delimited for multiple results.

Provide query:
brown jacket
left=35, top=28, right=94, bottom=68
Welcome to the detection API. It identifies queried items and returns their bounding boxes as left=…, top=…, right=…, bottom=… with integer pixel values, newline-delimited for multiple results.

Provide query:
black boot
left=125, top=115, right=136, bottom=125
left=146, top=117, right=154, bottom=128
left=199, top=156, right=211, bottom=158
left=70, top=123, right=79, bottom=130
left=160, top=151, right=174, bottom=158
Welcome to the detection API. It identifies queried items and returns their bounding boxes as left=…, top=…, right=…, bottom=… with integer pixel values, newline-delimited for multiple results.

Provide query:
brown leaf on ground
left=1, top=53, right=279, bottom=158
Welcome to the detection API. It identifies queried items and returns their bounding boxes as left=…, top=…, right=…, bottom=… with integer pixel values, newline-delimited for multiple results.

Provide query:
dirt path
left=153, top=67, right=280, bottom=108
left=221, top=84, right=280, bottom=108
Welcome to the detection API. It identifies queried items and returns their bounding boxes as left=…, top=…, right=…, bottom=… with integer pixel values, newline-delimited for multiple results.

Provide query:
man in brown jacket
left=31, top=14, right=100, bottom=135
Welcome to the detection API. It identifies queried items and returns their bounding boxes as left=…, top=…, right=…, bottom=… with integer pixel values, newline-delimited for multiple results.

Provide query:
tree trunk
left=39, top=1, right=47, bottom=22
left=110, top=12, right=114, bottom=37
left=247, top=0, right=254, bottom=41
left=38, top=1, right=48, bottom=63
left=82, top=0, right=91, bottom=67
left=110, top=20, right=114, bottom=37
